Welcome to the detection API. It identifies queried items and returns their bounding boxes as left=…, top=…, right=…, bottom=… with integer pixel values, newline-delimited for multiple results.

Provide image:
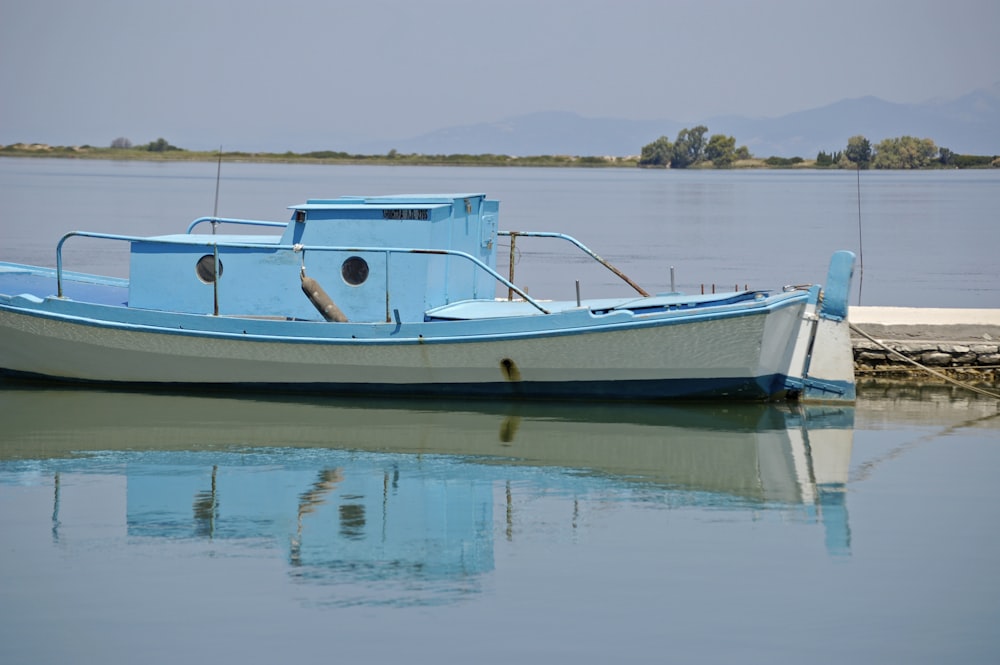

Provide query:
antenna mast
left=212, top=145, right=222, bottom=235
left=856, top=164, right=864, bottom=305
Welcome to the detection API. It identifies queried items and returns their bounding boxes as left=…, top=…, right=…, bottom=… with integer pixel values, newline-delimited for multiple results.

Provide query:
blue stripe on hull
left=0, top=370, right=792, bottom=402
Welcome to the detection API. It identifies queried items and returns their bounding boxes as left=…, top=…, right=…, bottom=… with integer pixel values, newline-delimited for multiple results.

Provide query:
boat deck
left=427, top=290, right=769, bottom=320
left=0, top=263, right=128, bottom=306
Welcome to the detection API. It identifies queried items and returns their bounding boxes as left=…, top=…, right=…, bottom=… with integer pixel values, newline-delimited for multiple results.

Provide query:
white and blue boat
left=0, top=193, right=856, bottom=401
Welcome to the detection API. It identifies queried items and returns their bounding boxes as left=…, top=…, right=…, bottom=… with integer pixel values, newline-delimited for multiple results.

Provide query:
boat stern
left=784, top=250, right=857, bottom=402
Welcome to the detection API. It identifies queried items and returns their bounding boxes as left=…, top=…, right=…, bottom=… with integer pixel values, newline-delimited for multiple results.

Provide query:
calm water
left=1, top=385, right=999, bottom=664
left=1, top=157, right=998, bottom=307
left=1, top=159, right=1000, bottom=663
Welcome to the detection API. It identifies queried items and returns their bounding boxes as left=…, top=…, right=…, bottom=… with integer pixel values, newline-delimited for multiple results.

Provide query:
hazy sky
left=2, top=0, right=998, bottom=151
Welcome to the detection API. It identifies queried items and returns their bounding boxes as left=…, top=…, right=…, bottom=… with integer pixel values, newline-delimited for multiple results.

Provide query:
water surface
left=1, top=384, right=998, bottom=664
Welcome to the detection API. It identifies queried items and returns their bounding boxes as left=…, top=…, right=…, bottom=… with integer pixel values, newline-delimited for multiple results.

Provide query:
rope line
left=850, top=323, right=1000, bottom=400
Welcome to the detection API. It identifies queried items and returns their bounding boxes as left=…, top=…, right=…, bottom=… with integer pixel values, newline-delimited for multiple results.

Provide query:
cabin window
left=341, top=256, right=369, bottom=286
left=195, top=255, right=223, bottom=283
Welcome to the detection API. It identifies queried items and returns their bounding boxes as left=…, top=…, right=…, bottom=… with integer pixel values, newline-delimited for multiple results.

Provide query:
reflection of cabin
left=127, top=194, right=500, bottom=323
left=126, top=454, right=495, bottom=579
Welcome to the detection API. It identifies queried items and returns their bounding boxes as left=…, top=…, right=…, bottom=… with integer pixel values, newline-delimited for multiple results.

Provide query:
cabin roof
left=291, top=193, right=487, bottom=210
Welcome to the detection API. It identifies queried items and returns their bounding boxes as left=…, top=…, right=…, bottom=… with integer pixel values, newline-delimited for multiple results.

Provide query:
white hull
left=0, top=302, right=806, bottom=399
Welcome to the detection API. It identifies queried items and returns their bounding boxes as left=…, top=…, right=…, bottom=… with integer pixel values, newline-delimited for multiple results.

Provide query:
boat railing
left=55, top=231, right=551, bottom=316
left=185, top=217, right=289, bottom=234
left=499, top=231, right=648, bottom=299
left=184, top=225, right=649, bottom=298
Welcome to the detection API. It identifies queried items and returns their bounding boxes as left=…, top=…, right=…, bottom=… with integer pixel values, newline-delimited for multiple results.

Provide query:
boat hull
left=0, top=298, right=807, bottom=401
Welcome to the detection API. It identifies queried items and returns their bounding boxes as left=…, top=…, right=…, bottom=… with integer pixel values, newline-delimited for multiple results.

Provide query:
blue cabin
left=127, top=194, right=500, bottom=323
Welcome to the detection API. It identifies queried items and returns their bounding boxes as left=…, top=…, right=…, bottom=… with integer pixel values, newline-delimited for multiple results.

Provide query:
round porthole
left=196, top=254, right=223, bottom=283
left=341, top=256, right=369, bottom=286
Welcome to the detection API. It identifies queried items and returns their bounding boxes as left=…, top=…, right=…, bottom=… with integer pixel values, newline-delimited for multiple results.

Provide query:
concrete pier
left=849, top=307, right=1000, bottom=382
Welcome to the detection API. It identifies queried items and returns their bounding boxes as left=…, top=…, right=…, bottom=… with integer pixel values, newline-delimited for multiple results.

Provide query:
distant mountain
left=353, top=111, right=680, bottom=157
left=708, top=83, right=1000, bottom=157
left=349, top=83, right=1000, bottom=158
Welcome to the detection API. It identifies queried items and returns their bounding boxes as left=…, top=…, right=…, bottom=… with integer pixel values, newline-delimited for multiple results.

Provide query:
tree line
left=639, top=126, right=752, bottom=168
left=639, top=128, right=1000, bottom=169
left=4, top=133, right=997, bottom=169
left=831, top=135, right=997, bottom=169
left=110, top=136, right=182, bottom=152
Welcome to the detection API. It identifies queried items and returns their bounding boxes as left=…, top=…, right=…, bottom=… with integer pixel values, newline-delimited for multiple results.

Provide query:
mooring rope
left=849, top=322, right=1000, bottom=400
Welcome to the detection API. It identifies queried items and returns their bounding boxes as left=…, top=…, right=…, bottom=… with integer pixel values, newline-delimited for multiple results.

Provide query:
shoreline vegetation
left=2, top=142, right=644, bottom=168
left=3, top=130, right=999, bottom=169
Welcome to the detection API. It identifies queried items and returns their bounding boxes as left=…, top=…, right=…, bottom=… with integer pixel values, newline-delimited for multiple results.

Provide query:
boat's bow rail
left=500, top=231, right=650, bottom=298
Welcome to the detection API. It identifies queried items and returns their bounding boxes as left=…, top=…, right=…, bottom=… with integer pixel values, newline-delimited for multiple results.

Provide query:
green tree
left=704, top=134, right=736, bottom=167
left=764, top=156, right=804, bottom=167
left=110, top=137, right=132, bottom=149
left=938, top=147, right=954, bottom=166
left=844, top=135, right=872, bottom=168
left=872, top=136, right=937, bottom=169
left=735, top=145, right=751, bottom=160
left=638, top=136, right=673, bottom=167
left=144, top=137, right=181, bottom=152
left=671, top=125, right=708, bottom=168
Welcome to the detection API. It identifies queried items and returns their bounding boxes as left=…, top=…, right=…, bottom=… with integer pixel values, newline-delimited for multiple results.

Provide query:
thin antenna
left=212, top=145, right=222, bottom=235
left=856, top=164, right=864, bottom=305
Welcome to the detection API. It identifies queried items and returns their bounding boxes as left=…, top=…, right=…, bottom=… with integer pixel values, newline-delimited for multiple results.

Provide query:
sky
left=2, top=0, right=998, bottom=152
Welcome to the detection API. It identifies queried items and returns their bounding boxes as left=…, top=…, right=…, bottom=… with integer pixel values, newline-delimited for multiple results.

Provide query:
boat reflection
left=0, top=385, right=854, bottom=603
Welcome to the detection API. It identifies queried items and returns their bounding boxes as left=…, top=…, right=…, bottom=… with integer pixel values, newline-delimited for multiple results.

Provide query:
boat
left=0, top=193, right=856, bottom=401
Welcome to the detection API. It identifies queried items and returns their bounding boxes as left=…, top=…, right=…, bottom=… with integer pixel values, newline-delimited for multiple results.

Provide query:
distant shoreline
left=3, top=147, right=641, bottom=168
left=0, top=149, right=832, bottom=170
left=2, top=145, right=997, bottom=170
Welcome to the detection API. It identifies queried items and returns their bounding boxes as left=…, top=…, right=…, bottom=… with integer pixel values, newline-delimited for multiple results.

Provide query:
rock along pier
left=849, top=307, right=1000, bottom=384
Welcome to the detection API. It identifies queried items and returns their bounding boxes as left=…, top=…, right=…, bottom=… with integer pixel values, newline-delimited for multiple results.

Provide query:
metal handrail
left=499, top=231, right=648, bottom=297
left=186, top=217, right=289, bottom=234
left=55, top=231, right=550, bottom=315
